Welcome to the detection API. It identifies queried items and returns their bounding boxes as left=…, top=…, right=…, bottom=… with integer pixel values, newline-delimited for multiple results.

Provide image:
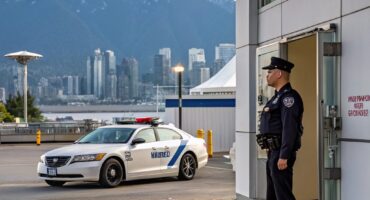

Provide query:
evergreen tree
left=0, top=102, right=14, bottom=122
left=6, top=91, right=43, bottom=122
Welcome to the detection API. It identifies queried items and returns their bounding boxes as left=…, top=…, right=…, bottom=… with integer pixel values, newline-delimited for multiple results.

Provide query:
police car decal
left=283, top=97, right=295, bottom=108
left=167, top=140, right=188, bottom=167
left=125, top=151, right=133, bottom=161
left=151, top=151, right=171, bottom=158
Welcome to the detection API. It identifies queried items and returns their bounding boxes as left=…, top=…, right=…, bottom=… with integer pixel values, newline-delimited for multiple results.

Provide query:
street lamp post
left=5, top=51, right=42, bottom=123
left=172, top=64, right=184, bottom=129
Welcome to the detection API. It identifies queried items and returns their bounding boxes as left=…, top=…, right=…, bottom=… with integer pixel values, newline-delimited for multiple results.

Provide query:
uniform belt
left=256, top=134, right=281, bottom=150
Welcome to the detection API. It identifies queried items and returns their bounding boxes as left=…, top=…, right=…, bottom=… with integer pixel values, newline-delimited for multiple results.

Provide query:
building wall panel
left=341, top=8, right=370, bottom=140
left=281, top=0, right=340, bottom=35
left=258, top=5, right=282, bottom=43
left=341, top=142, right=370, bottom=199
left=342, top=0, right=370, bottom=15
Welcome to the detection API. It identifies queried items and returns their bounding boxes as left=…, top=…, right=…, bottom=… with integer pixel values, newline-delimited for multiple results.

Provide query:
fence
left=0, top=120, right=106, bottom=143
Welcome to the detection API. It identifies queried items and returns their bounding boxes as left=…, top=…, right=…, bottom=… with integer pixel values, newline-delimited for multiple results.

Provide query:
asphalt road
left=0, top=143, right=235, bottom=200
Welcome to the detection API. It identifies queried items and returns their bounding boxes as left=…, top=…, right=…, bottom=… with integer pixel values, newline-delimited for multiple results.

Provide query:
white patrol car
left=37, top=119, right=208, bottom=187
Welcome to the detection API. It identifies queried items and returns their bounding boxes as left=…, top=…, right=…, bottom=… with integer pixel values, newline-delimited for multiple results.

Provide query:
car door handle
left=152, top=147, right=157, bottom=150
left=164, top=146, right=169, bottom=150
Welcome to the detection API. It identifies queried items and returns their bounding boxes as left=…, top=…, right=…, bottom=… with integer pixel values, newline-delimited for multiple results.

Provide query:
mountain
left=0, top=0, right=235, bottom=86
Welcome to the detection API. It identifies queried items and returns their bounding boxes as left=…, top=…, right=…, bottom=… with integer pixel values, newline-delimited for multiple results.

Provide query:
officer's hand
left=277, top=159, right=288, bottom=170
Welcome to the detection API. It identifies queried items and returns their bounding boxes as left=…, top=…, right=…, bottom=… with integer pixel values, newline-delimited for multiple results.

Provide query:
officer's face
left=266, top=69, right=281, bottom=87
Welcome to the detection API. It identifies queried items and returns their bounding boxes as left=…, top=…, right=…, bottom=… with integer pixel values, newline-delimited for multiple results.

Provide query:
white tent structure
left=190, top=55, right=235, bottom=95
left=165, top=55, right=236, bottom=152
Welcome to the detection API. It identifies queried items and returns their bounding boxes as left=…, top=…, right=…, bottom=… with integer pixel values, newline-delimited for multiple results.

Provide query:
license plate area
left=47, top=168, right=57, bottom=176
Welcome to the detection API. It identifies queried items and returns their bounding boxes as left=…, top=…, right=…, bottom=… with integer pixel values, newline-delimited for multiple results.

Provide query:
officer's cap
left=262, top=57, right=294, bottom=73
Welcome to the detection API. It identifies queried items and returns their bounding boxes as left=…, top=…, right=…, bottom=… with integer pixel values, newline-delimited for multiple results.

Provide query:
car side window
left=156, top=128, right=182, bottom=141
left=134, top=128, right=156, bottom=143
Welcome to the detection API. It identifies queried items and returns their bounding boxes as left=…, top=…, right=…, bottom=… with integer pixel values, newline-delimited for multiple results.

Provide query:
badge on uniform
left=283, top=97, right=295, bottom=108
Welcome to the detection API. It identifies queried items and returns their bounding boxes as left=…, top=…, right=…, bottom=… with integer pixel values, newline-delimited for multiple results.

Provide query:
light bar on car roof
left=115, top=117, right=163, bottom=126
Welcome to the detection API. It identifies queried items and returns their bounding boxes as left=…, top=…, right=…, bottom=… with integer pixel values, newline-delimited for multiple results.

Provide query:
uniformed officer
left=258, top=57, right=304, bottom=200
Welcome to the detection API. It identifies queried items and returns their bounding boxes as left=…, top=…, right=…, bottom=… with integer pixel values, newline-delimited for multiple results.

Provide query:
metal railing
left=0, top=120, right=106, bottom=143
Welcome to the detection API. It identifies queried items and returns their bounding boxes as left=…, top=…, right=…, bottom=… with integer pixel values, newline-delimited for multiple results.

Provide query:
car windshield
left=77, top=128, right=136, bottom=144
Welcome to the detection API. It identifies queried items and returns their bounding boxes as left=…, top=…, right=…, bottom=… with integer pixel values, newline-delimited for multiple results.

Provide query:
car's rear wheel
left=99, top=158, right=123, bottom=188
left=178, top=153, right=196, bottom=180
left=45, top=180, right=65, bottom=187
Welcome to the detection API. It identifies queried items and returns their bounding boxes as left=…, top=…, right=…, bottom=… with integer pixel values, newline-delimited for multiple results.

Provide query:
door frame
left=255, top=23, right=341, bottom=200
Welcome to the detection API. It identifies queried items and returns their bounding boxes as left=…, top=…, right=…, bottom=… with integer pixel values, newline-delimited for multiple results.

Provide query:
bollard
left=207, top=130, right=213, bottom=158
left=36, top=129, right=41, bottom=145
left=196, top=129, right=204, bottom=139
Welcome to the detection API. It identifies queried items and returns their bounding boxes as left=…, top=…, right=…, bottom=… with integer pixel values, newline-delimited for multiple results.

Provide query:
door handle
left=152, top=147, right=156, bottom=150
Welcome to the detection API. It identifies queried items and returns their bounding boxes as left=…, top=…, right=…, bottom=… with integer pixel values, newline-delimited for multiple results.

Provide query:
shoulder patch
left=283, top=97, right=295, bottom=108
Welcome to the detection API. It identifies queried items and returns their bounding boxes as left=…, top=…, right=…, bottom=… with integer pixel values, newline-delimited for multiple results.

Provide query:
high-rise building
left=73, top=76, right=80, bottom=95
left=0, top=87, right=6, bottom=103
left=159, top=48, right=172, bottom=85
left=104, top=50, right=117, bottom=100
left=188, top=48, right=206, bottom=71
left=215, top=43, right=235, bottom=64
left=200, top=68, right=210, bottom=84
left=86, top=56, right=94, bottom=95
left=93, top=49, right=104, bottom=98
left=213, top=59, right=226, bottom=76
left=189, top=48, right=206, bottom=86
left=191, top=61, right=207, bottom=86
left=128, top=58, right=139, bottom=99
left=118, top=57, right=139, bottom=101
left=154, top=54, right=165, bottom=85
left=62, top=76, right=74, bottom=95
left=37, top=77, right=48, bottom=98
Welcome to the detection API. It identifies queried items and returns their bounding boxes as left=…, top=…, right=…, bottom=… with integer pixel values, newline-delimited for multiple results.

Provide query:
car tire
left=45, top=180, right=65, bottom=187
left=178, top=153, right=197, bottom=180
left=99, top=158, right=123, bottom=188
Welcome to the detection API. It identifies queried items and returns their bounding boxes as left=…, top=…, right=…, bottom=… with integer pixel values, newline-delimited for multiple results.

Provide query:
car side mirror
left=131, top=138, right=145, bottom=145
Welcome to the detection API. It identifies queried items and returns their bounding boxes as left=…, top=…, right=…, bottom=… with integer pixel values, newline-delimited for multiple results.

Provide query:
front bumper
left=37, top=161, right=102, bottom=182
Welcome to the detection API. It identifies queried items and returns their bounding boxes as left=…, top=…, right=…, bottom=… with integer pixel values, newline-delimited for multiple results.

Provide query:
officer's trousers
left=266, top=150, right=296, bottom=200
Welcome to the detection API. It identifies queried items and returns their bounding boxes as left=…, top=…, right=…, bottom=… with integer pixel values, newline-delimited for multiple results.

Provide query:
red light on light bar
left=135, top=117, right=153, bottom=124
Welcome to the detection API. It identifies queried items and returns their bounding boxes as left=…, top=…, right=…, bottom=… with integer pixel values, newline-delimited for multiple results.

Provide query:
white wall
left=258, top=0, right=341, bottom=43
left=341, top=7, right=370, bottom=199
left=238, top=0, right=370, bottom=199
left=165, top=95, right=235, bottom=152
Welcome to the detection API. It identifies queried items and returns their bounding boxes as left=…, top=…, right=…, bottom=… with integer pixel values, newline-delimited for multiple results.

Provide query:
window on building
left=259, top=0, right=276, bottom=8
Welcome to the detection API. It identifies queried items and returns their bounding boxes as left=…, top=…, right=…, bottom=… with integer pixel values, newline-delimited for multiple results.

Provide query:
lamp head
left=173, top=63, right=184, bottom=73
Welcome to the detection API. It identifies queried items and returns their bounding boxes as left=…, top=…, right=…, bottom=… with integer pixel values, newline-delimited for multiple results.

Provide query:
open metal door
left=317, top=29, right=341, bottom=200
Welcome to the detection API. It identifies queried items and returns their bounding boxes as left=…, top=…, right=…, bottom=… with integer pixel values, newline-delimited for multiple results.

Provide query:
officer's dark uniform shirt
left=260, top=82, right=304, bottom=159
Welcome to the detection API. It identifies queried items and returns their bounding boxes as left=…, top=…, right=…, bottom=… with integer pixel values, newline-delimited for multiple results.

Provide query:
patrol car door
left=154, top=127, right=184, bottom=175
left=126, top=128, right=162, bottom=179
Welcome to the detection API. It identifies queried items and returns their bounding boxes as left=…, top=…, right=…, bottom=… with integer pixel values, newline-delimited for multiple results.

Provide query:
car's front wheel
left=178, top=153, right=197, bottom=180
left=99, top=158, right=124, bottom=188
left=45, top=180, right=65, bottom=187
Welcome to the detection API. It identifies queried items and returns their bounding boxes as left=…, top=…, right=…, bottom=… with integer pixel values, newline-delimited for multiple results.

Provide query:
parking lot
left=0, top=143, right=235, bottom=200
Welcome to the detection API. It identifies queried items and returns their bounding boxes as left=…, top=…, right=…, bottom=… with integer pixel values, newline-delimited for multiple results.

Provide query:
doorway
left=256, top=29, right=340, bottom=199
left=288, top=35, right=318, bottom=199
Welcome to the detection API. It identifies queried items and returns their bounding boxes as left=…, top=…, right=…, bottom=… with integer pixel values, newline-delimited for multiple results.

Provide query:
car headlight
left=71, top=153, right=106, bottom=163
left=39, top=155, right=45, bottom=163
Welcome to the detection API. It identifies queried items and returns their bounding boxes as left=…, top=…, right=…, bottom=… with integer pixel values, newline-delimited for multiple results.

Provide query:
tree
left=0, top=102, right=14, bottom=122
left=5, top=91, right=43, bottom=122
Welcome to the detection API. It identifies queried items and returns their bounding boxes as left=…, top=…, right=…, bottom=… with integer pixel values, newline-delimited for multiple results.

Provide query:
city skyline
left=26, top=43, right=235, bottom=105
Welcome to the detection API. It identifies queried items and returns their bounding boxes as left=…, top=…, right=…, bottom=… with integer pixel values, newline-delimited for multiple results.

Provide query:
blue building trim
left=165, top=99, right=235, bottom=108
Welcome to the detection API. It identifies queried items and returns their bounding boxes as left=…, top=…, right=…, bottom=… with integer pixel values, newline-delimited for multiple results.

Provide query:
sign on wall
left=347, top=95, right=370, bottom=117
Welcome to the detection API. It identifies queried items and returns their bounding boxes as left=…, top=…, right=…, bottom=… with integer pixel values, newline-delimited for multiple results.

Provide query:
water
left=43, top=112, right=165, bottom=122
